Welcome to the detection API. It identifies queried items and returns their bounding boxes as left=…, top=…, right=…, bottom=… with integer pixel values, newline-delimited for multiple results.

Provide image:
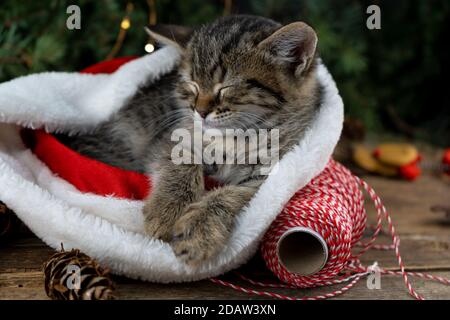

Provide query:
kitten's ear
left=258, top=22, right=318, bottom=78
left=145, top=24, right=194, bottom=51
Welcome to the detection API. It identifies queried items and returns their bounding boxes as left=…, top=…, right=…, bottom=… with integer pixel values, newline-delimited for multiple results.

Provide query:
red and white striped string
left=210, top=160, right=450, bottom=300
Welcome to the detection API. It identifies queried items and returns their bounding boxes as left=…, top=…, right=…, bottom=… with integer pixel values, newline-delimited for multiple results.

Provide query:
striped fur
left=60, top=15, right=323, bottom=266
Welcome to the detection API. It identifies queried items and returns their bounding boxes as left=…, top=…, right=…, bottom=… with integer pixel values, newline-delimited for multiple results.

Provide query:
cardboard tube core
left=277, top=227, right=328, bottom=276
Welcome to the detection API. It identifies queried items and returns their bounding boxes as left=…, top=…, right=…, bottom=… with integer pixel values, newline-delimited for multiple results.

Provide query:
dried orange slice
left=353, top=145, right=378, bottom=172
left=374, top=143, right=419, bottom=167
left=375, top=162, right=399, bottom=177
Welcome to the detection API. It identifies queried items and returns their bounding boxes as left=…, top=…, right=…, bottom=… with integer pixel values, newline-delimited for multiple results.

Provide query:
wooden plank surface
left=1, top=254, right=449, bottom=300
left=1, top=233, right=449, bottom=299
left=1, top=165, right=449, bottom=300
left=364, top=174, right=450, bottom=237
left=2, top=269, right=450, bottom=300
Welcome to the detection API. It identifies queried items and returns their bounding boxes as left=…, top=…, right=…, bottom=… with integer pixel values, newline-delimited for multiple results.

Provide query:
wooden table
left=1, top=169, right=449, bottom=300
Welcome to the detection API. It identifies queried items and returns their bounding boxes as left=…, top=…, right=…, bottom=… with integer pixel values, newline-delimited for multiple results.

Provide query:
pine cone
left=43, top=246, right=116, bottom=300
left=0, top=202, right=13, bottom=238
left=0, top=201, right=32, bottom=241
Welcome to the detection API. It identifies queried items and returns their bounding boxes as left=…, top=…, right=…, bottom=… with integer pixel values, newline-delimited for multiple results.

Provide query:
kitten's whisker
left=143, top=109, right=191, bottom=129
left=235, top=111, right=275, bottom=128
left=141, top=112, right=192, bottom=142
left=235, top=111, right=274, bottom=124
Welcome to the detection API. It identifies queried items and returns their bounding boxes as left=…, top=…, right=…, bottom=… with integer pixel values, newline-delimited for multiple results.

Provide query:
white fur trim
left=0, top=46, right=181, bottom=134
left=0, top=48, right=343, bottom=282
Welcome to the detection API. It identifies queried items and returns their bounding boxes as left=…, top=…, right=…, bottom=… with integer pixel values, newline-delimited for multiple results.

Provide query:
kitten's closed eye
left=186, top=81, right=199, bottom=96
left=184, top=81, right=198, bottom=111
left=214, top=84, right=234, bottom=102
left=181, top=80, right=235, bottom=118
left=185, top=81, right=233, bottom=102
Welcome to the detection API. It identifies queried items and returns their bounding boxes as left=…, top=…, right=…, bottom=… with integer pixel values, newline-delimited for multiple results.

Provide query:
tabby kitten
left=62, top=15, right=322, bottom=266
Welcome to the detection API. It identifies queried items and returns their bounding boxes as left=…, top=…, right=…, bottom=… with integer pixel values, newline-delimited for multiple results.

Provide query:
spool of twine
left=211, top=160, right=450, bottom=300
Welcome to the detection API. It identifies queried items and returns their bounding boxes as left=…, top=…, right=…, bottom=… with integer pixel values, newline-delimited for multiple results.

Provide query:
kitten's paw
left=144, top=217, right=173, bottom=242
left=143, top=203, right=174, bottom=242
left=170, top=203, right=228, bottom=267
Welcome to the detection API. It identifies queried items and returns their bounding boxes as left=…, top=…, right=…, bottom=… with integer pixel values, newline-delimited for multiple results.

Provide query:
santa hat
left=0, top=46, right=343, bottom=282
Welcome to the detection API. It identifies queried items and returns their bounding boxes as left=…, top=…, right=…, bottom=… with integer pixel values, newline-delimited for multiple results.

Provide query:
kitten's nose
left=198, top=110, right=209, bottom=119
left=196, top=93, right=213, bottom=119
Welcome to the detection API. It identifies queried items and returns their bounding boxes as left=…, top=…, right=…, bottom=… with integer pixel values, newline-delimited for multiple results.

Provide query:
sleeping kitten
left=61, top=15, right=322, bottom=266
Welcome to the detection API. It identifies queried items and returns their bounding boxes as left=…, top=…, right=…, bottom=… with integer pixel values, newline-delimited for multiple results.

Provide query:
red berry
left=373, top=148, right=381, bottom=158
left=443, top=149, right=450, bottom=164
left=443, top=148, right=450, bottom=175
left=399, top=163, right=421, bottom=181
left=415, top=154, right=422, bottom=163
